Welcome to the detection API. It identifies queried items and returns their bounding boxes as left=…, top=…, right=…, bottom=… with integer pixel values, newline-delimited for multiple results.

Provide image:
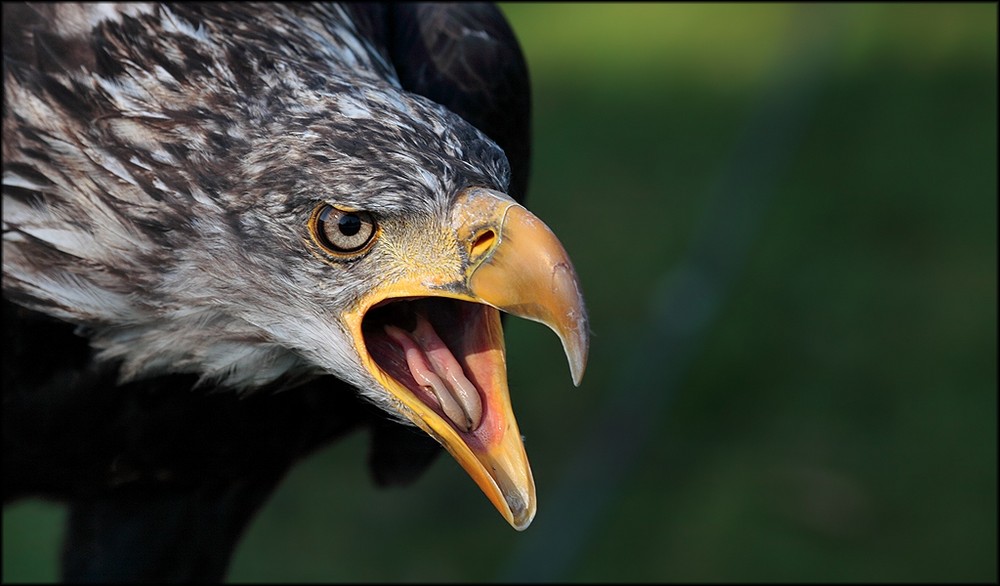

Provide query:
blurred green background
left=4, top=3, right=996, bottom=582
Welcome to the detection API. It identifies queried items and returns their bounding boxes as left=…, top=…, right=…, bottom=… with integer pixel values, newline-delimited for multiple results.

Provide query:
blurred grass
left=3, top=3, right=996, bottom=582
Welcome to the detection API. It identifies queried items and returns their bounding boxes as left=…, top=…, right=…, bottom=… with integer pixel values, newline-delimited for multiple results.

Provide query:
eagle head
left=2, top=3, right=588, bottom=529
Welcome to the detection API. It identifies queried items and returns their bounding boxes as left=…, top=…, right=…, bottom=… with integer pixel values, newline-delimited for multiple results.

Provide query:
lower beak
left=345, top=188, right=589, bottom=530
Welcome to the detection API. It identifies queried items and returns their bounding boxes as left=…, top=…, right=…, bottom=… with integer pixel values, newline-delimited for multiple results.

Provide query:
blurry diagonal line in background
left=500, top=6, right=847, bottom=582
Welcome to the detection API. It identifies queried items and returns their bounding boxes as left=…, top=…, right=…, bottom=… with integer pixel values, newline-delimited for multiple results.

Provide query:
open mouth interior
left=361, top=297, right=501, bottom=435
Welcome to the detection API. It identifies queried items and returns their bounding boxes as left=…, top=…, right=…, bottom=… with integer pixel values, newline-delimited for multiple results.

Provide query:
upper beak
left=344, top=187, right=589, bottom=530
left=460, top=190, right=589, bottom=386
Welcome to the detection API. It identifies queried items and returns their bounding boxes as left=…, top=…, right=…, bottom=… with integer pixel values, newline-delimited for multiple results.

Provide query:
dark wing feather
left=346, top=2, right=532, bottom=201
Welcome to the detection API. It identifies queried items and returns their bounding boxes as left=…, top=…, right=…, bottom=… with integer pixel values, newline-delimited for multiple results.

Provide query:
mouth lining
left=361, top=297, right=499, bottom=438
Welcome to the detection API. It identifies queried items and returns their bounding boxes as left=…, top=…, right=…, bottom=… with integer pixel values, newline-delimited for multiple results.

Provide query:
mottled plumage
left=5, top=3, right=511, bottom=397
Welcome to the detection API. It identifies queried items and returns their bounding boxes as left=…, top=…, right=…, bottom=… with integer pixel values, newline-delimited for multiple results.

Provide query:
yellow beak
left=343, top=187, right=588, bottom=529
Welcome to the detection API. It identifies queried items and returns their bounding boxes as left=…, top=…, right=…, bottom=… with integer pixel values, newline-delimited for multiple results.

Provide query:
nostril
left=470, top=229, right=497, bottom=260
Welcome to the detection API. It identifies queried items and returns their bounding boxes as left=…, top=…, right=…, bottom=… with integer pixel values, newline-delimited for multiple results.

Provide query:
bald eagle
left=2, top=3, right=588, bottom=581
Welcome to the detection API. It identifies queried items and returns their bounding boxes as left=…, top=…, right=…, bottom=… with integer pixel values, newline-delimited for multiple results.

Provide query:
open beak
left=342, top=187, right=589, bottom=530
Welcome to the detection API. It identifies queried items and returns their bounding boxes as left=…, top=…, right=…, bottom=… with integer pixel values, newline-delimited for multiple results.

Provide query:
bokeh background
left=3, top=3, right=996, bottom=582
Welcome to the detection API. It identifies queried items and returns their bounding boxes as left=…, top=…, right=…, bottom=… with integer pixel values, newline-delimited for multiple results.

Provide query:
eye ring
left=308, top=204, right=378, bottom=256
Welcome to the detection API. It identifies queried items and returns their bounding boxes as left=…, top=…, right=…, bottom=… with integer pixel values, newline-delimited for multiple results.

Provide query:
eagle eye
left=310, top=204, right=378, bottom=255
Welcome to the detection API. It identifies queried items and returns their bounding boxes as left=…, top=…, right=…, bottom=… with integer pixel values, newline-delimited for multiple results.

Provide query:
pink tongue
left=384, top=314, right=483, bottom=432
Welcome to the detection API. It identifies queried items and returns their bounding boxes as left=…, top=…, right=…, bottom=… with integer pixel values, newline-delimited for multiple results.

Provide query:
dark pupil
left=338, top=214, right=362, bottom=236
